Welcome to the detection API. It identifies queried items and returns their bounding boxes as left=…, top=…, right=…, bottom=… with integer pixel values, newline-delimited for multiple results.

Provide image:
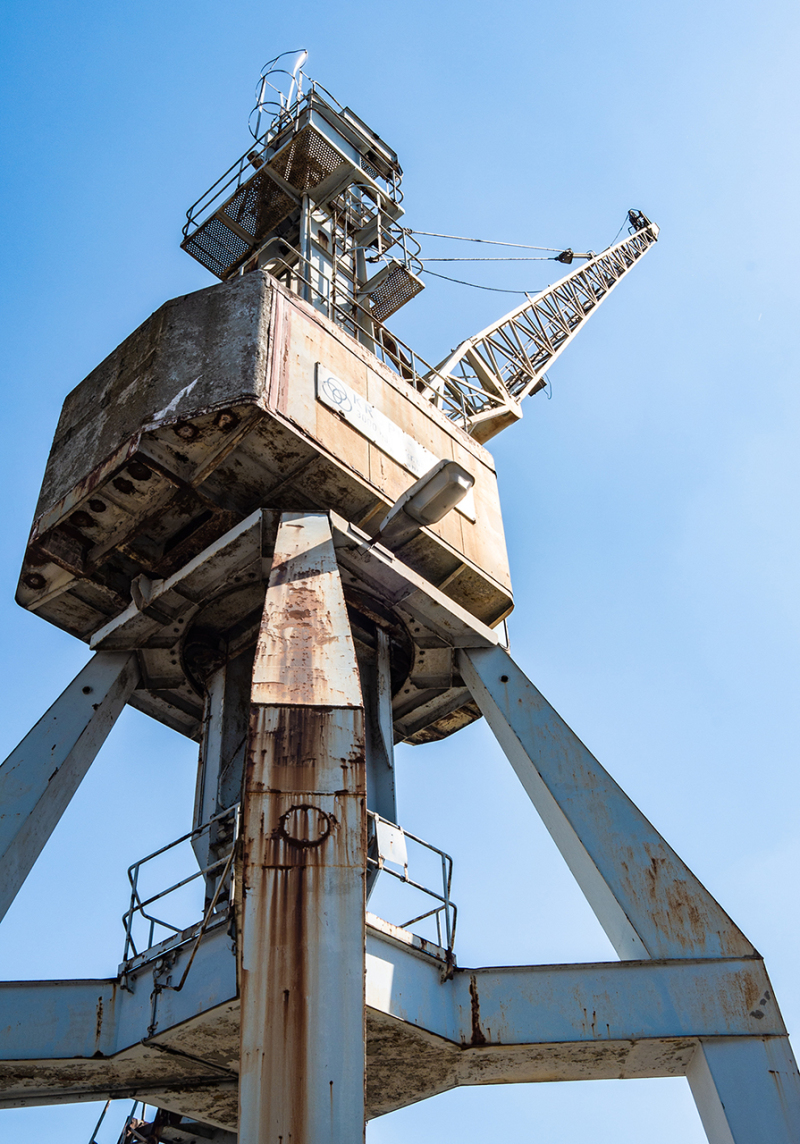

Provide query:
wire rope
left=405, top=228, right=563, bottom=252
left=422, top=256, right=554, bottom=262
left=420, top=267, right=536, bottom=294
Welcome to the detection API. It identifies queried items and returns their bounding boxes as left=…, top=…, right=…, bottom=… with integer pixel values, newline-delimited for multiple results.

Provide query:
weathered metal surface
left=239, top=512, right=367, bottom=1142
left=250, top=512, right=362, bottom=707
left=365, top=939, right=785, bottom=1044
left=4, top=919, right=788, bottom=1126
left=687, top=1037, right=800, bottom=1144
left=458, top=645, right=755, bottom=961
left=0, top=652, right=139, bottom=923
left=16, top=273, right=513, bottom=748
left=18, top=275, right=512, bottom=683
left=0, top=921, right=239, bottom=1128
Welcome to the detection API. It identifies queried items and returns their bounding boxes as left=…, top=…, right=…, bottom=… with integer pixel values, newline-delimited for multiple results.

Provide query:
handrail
left=262, top=244, right=469, bottom=429
left=184, top=81, right=402, bottom=241
left=121, top=805, right=238, bottom=964
left=367, top=811, right=457, bottom=953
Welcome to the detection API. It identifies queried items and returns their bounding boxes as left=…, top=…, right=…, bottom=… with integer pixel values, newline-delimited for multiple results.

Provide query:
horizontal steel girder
left=1, top=914, right=797, bottom=1136
left=365, top=937, right=784, bottom=1044
left=0, top=923, right=785, bottom=1080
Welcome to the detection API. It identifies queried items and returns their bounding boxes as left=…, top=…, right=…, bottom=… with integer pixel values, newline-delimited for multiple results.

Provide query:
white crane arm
left=425, top=212, right=659, bottom=442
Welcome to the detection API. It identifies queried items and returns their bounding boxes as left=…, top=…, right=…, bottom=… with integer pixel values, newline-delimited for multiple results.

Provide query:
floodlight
left=373, top=459, right=475, bottom=547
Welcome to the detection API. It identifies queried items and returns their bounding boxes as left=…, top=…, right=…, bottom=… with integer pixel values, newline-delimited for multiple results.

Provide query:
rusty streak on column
left=239, top=511, right=366, bottom=1143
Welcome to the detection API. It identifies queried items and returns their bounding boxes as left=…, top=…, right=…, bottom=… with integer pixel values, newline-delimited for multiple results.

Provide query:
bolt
left=215, top=410, right=239, bottom=432
left=127, top=460, right=152, bottom=481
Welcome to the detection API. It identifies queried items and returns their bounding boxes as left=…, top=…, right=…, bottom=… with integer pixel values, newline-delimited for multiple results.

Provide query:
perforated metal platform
left=183, top=123, right=350, bottom=279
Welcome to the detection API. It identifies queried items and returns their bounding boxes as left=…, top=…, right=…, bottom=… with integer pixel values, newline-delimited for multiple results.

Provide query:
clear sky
left=0, top=1, right=798, bottom=1140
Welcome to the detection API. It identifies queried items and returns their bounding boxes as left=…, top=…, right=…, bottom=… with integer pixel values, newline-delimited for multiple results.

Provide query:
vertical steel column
left=299, top=194, right=312, bottom=302
left=192, top=653, right=251, bottom=886
left=364, top=629, right=397, bottom=823
left=354, top=247, right=376, bottom=353
left=238, top=512, right=366, bottom=1143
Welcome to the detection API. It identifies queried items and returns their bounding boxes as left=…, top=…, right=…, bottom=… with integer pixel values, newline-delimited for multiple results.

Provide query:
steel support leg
left=0, top=651, right=139, bottom=923
left=458, top=645, right=752, bottom=961
left=192, top=652, right=251, bottom=891
left=459, top=645, right=800, bottom=1139
left=238, top=512, right=366, bottom=1143
left=687, top=1037, right=800, bottom=1144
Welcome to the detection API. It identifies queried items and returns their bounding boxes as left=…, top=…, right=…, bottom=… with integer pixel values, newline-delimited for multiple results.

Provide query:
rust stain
left=95, top=996, right=103, bottom=1043
left=468, top=976, right=486, bottom=1046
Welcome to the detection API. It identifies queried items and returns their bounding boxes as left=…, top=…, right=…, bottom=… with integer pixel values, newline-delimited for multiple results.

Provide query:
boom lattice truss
left=426, top=214, right=659, bottom=441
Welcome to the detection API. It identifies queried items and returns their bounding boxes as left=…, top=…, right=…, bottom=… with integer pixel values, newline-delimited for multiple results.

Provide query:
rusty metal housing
left=17, top=271, right=512, bottom=745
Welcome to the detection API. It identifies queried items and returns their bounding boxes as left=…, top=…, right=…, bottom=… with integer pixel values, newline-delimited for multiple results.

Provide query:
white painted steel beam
left=364, top=931, right=784, bottom=1045
left=329, top=511, right=500, bottom=649
left=90, top=509, right=273, bottom=652
left=238, top=512, right=367, bottom=1144
left=428, top=222, right=659, bottom=441
left=687, top=1037, right=800, bottom=1144
left=458, top=646, right=753, bottom=961
left=0, top=652, right=139, bottom=923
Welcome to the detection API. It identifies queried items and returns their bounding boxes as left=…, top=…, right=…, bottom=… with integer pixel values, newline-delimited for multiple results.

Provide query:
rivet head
left=174, top=422, right=199, bottom=441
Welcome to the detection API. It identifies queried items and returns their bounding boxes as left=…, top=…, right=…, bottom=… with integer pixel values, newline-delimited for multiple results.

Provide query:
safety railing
left=121, top=805, right=239, bottom=965
left=120, top=803, right=455, bottom=973
left=183, top=82, right=402, bottom=242
left=262, top=244, right=470, bottom=430
left=367, top=811, right=457, bottom=954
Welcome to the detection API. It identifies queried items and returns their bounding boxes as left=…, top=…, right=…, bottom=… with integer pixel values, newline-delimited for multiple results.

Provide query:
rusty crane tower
left=1, top=52, right=798, bottom=1144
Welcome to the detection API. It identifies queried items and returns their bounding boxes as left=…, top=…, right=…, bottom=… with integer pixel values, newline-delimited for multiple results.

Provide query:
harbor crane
left=0, top=53, right=796, bottom=1144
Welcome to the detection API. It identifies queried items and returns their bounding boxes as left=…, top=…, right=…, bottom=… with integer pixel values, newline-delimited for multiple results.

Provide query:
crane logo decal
left=319, top=372, right=352, bottom=413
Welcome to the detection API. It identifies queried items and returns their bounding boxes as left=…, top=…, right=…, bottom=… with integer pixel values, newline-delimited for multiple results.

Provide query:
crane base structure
left=2, top=60, right=799, bottom=1144
left=1, top=507, right=799, bottom=1141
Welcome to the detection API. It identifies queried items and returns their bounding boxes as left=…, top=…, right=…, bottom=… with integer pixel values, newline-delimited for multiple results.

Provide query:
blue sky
left=0, top=1, right=798, bottom=1140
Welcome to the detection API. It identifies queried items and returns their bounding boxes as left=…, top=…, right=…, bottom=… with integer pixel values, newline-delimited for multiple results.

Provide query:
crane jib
left=424, top=216, right=658, bottom=443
